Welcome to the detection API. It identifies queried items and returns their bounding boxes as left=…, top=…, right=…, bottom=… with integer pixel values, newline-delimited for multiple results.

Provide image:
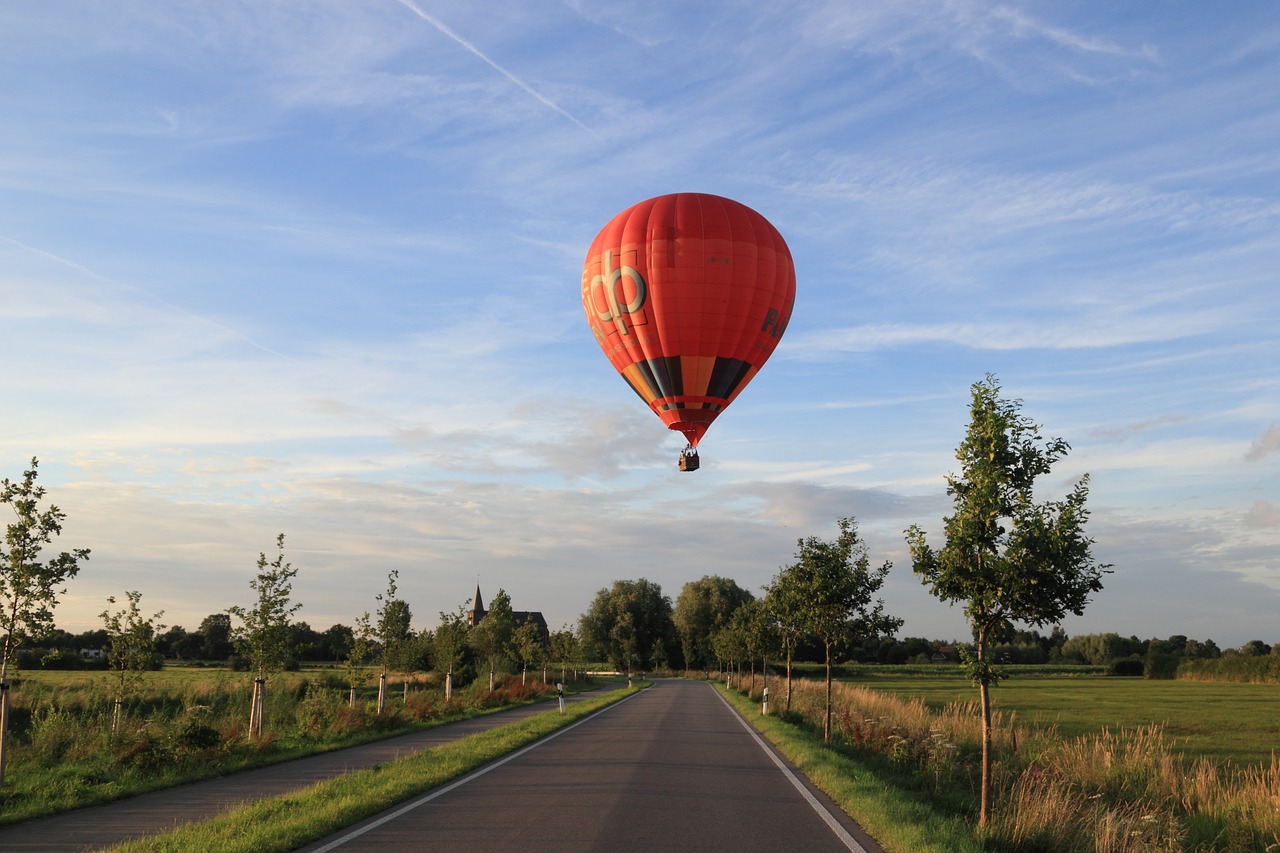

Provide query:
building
left=468, top=585, right=549, bottom=645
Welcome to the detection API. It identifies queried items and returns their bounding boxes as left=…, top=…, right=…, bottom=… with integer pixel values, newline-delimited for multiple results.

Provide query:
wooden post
left=377, top=671, right=387, bottom=715
left=250, top=678, right=265, bottom=739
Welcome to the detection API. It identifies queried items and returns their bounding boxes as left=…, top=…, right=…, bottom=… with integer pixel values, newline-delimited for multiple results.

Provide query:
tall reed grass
left=747, top=677, right=1280, bottom=851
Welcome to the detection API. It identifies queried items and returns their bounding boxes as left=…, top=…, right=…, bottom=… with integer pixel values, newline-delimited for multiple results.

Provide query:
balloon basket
left=678, top=446, right=700, bottom=472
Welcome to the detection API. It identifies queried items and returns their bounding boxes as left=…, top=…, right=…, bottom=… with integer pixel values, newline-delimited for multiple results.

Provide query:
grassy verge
left=106, top=681, right=648, bottom=853
left=1, top=674, right=602, bottom=826
left=715, top=684, right=981, bottom=853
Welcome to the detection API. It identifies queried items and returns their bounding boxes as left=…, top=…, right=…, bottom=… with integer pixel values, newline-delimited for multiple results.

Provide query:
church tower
left=467, top=584, right=486, bottom=626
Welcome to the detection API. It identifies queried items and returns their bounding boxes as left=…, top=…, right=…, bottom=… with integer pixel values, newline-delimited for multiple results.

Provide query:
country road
left=300, top=680, right=883, bottom=853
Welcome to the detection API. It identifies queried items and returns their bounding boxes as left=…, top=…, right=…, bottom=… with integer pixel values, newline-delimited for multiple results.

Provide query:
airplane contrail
left=395, top=0, right=599, bottom=137
left=1, top=234, right=300, bottom=363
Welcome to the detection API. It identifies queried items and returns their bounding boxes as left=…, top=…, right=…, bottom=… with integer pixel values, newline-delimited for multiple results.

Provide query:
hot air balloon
left=581, top=193, right=796, bottom=471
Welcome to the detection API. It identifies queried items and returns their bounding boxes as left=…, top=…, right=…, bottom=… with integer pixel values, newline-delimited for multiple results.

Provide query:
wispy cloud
left=784, top=311, right=1226, bottom=358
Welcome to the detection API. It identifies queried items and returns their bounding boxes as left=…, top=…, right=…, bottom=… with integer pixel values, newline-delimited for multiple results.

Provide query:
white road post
left=762, top=686, right=769, bottom=716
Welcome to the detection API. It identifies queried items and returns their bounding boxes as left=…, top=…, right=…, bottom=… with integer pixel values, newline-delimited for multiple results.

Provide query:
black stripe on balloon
left=707, top=357, right=752, bottom=400
left=636, top=356, right=683, bottom=400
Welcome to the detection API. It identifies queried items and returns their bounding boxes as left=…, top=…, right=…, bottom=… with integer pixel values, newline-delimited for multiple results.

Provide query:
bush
left=1143, top=653, right=1179, bottom=680
left=1107, top=657, right=1144, bottom=677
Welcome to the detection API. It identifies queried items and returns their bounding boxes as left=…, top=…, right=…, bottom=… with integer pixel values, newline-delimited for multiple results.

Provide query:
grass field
left=847, top=671, right=1280, bottom=766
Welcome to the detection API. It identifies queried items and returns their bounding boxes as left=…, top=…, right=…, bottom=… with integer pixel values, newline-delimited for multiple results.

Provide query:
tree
left=548, top=625, right=580, bottom=682
left=198, top=613, right=234, bottom=660
left=100, top=590, right=165, bottom=732
left=905, top=375, right=1109, bottom=827
left=673, top=576, right=753, bottom=672
left=433, top=605, right=471, bottom=700
left=579, top=578, right=676, bottom=672
left=734, top=598, right=777, bottom=694
left=345, top=612, right=373, bottom=707
left=318, top=623, right=355, bottom=662
left=1239, top=639, right=1271, bottom=657
left=710, top=618, right=746, bottom=683
left=763, top=571, right=806, bottom=713
left=1, top=457, right=90, bottom=787
left=374, top=571, right=412, bottom=712
left=227, top=534, right=302, bottom=739
left=469, top=588, right=514, bottom=691
left=512, top=620, right=546, bottom=684
left=778, top=517, right=898, bottom=742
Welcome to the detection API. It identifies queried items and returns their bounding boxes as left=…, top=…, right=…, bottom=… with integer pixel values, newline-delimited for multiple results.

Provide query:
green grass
left=848, top=673, right=1280, bottom=766
left=105, top=682, right=648, bottom=853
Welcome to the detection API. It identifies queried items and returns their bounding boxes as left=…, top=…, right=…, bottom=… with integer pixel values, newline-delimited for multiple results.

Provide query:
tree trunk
left=255, top=680, right=265, bottom=737
left=488, top=664, right=495, bottom=692
left=403, top=680, right=409, bottom=703
left=0, top=679, right=10, bottom=788
left=785, top=646, right=793, bottom=713
left=977, top=627, right=993, bottom=827
left=112, top=697, right=123, bottom=734
left=823, top=642, right=833, bottom=743
left=348, top=686, right=356, bottom=708
left=445, top=669, right=452, bottom=702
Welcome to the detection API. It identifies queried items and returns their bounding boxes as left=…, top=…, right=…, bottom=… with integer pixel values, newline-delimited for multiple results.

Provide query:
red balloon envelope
left=581, top=193, right=796, bottom=461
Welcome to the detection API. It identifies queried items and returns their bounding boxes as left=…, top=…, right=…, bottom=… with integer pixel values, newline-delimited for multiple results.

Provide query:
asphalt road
left=300, top=680, right=883, bottom=853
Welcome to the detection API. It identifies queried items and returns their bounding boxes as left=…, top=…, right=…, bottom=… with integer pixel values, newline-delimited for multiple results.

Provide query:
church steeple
left=468, top=585, right=486, bottom=626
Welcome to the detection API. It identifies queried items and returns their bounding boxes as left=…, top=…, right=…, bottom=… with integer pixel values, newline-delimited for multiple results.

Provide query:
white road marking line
left=309, top=688, right=645, bottom=852
left=712, top=686, right=870, bottom=853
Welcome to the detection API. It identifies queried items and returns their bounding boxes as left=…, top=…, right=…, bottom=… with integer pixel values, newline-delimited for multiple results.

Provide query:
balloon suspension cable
left=678, top=444, right=700, bottom=472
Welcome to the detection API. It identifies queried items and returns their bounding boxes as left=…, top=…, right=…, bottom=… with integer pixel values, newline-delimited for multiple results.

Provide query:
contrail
left=395, top=0, right=598, bottom=137
left=0, top=234, right=299, bottom=362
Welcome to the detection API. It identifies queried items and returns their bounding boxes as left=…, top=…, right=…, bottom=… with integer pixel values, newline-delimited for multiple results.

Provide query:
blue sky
left=2, top=1, right=1277, bottom=648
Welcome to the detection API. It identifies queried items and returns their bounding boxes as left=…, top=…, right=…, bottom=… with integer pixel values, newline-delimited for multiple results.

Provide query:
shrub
left=1108, top=657, right=1144, bottom=677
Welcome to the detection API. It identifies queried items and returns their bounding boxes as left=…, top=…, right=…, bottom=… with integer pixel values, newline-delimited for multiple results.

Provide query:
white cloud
left=1245, top=425, right=1280, bottom=461
left=1244, top=501, right=1280, bottom=529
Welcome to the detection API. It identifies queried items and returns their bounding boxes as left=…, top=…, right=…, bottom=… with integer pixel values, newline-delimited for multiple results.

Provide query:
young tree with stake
left=469, top=588, right=514, bottom=691
left=100, top=590, right=165, bottom=733
left=0, top=458, right=90, bottom=787
left=775, top=517, right=899, bottom=743
left=374, top=570, right=412, bottom=713
left=433, top=605, right=470, bottom=701
left=227, top=533, right=301, bottom=739
left=906, top=375, right=1109, bottom=828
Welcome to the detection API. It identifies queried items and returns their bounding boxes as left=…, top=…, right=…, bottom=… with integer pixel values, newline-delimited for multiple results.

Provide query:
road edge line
left=711, top=685, right=869, bottom=853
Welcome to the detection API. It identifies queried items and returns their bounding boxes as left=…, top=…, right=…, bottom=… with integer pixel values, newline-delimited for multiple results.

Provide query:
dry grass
left=759, top=676, right=1280, bottom=851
